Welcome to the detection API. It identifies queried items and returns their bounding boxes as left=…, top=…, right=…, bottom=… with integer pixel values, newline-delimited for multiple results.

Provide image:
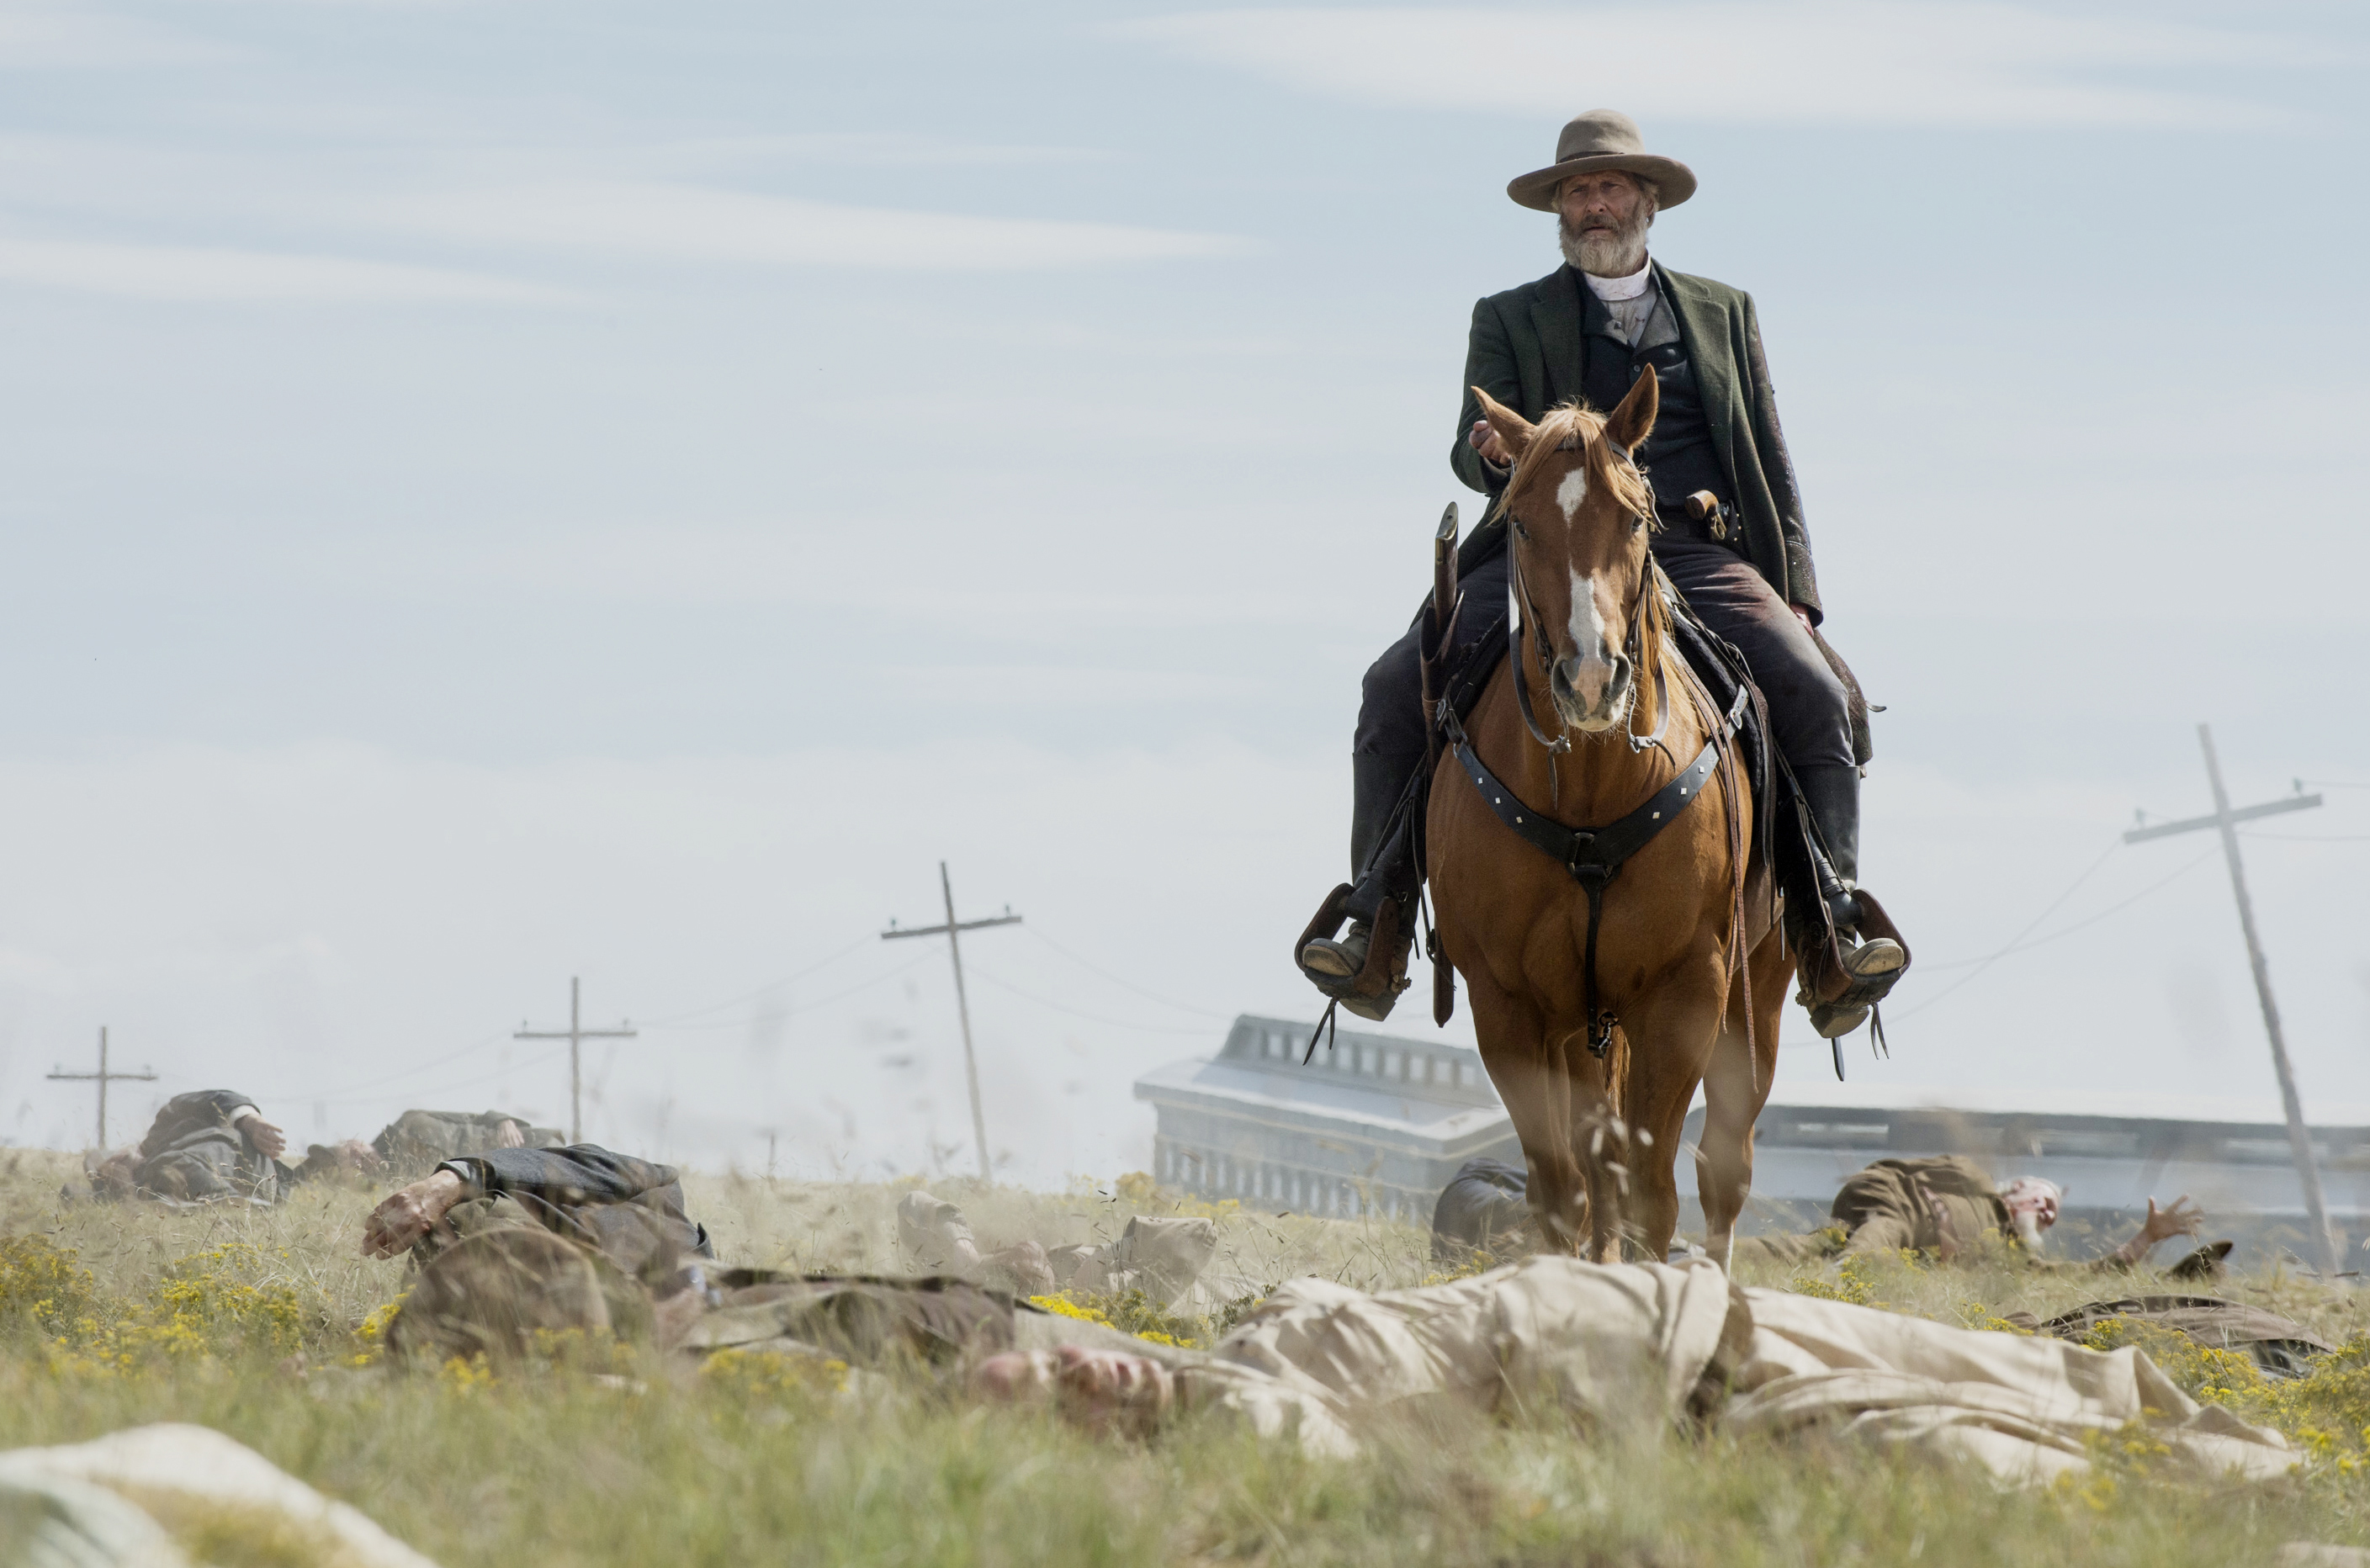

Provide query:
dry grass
left=8, top=1147, right=2370, bottom=1567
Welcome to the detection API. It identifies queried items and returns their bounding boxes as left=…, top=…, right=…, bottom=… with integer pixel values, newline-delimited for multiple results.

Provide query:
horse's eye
left=1630, top=516, right=1645, bottom=534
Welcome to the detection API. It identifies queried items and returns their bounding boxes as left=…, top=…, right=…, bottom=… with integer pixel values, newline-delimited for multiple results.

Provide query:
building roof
left=1132, top=1014, right=1512, bottom=1158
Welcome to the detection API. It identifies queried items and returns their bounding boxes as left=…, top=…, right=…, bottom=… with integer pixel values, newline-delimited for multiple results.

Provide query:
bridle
left=1500, top=432, right=1672, bottom=789
left=1453, top=421, right=1747, bottom=1062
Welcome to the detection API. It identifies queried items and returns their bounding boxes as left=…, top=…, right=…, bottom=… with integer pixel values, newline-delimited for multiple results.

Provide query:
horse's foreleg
left=1560, top=1029, right=1627, bottom=1263
left=1469, top=977, right=1587, bottom=1255
left=1698, top=930, right=1789, bottom=1269
left=1613, top=974, right=1727, bottom=1263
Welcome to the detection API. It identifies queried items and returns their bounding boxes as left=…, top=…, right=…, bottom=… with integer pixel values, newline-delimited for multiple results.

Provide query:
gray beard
left=2011, top=1212, right=2047, bottom=1251
left=1559, top=210, right=1650, bottom=276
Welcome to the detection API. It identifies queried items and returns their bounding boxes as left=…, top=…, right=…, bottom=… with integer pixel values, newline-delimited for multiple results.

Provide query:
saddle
left=1301, top=509, right=1880, bottom=1078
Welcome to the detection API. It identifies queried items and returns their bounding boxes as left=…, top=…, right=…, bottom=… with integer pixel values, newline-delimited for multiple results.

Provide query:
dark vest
left=1577, top=273, right=1728, bottom=529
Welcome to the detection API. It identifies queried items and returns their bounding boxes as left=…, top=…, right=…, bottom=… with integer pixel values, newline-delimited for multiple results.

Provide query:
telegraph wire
left=967, top=967, right=1217, bottom=1036
left=637, top=951, right=939, bottom=1032
left=1890, top=846, right=2215, bottom=1021
left=635, top=931, right=882, bottom=1025
left=1022, top=925, right=1230, bottom=1019
left=2241, top=831, right=2370, bottom=843
left=276, top=1030, right=515, bottom=1104
left=1911, top=835, right=2126, bottom=975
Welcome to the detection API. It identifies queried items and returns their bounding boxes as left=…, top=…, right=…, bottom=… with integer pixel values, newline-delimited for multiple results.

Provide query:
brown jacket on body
left=1832, top=1157, right=2008, bottom=1256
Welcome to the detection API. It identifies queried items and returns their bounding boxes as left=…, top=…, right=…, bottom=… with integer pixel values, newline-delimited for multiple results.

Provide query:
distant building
left=1137, top=1016, right=2370, bottom=1265
left=1132, top=1014, right=1518, bottom=1222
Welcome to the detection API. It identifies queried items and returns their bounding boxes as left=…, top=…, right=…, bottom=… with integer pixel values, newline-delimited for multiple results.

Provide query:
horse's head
left=1474, top=372, right=1661, bottom=734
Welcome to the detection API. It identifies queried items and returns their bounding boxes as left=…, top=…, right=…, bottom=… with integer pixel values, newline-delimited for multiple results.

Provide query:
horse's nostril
left=1607, top=657, right=1633, bottom=699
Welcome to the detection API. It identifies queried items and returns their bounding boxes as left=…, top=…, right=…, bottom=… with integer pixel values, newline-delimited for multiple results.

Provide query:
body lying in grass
left=356, top=1148, right=2293, bottom=1487
left=1732, top=1157, right=2208, bottom=1272
left=1432, top=1153, right=2214, bottom=1273
left=84, top=1089, right=301, bottom=1205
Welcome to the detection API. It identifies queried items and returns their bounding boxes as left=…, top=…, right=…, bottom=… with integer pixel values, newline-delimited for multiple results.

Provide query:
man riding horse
left=1300, top=109, right=1911, bottom=1040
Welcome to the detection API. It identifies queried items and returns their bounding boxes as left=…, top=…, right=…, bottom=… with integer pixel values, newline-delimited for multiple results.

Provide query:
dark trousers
left=1345, top=532, right=1851, bottom=920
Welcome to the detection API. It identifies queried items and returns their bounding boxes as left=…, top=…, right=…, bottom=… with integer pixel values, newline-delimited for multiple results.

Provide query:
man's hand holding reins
left=1469, top=418, right=1514, bottom=470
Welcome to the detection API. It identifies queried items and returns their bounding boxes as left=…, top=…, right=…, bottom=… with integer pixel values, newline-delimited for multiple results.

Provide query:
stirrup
left=1301, top=923, right=1368, bottom=980
left=1795, top=888, right=1911, bottom=1043
left=1292, top=886, right=1410, bottom=1020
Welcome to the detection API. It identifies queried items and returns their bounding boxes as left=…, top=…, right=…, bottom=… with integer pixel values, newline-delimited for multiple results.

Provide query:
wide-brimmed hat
left=1507, top=109, right=1696, bottom=213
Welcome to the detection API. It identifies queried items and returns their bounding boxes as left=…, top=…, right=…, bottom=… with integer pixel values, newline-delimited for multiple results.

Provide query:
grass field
left=8, top=1148, right=2370, bottom=1567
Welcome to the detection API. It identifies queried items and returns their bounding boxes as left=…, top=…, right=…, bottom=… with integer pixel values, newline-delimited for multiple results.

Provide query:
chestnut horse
left=1426, top=370, right=1789, bottom=1265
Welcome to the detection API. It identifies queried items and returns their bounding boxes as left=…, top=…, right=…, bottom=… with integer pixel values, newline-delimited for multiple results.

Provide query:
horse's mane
left=1494, top=400, right=1657, bottom=532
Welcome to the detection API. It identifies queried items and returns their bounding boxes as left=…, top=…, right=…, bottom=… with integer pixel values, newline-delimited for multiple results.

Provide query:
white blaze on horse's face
left=1541, top=450, right=1636, bottom=733
left=1555, top=464, right=1588, bottom=522
left=1554, top=566, right=1631, bottom=731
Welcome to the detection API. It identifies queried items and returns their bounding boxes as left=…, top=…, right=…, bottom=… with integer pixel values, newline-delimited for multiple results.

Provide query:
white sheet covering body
left=0, top=1424, right=440, bottom=1568
left=1182, top=1258, right=2295, bottom=1484
left=1185, top=1257, right=1736, bottom=1458
left=1729, top=1287, right=2293, bottom=1484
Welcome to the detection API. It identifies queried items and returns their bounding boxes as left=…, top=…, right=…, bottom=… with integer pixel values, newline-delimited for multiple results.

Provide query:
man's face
left=1556, top=171, right=1652, bottom=276
left=1557, top=172, right=1645, bottom=232
left=1999, top=1179, right=2060, bottom=1233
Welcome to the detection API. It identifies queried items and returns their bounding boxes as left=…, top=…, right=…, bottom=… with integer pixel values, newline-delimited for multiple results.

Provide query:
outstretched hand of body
left=2111, top=1195, right=2203, bottom=1267
left=361, top=1169, right=468, bottom=1260
left=233, top=1111, right=287, bottom=1161
left=2138, top=1195, right=2203, bottom=1247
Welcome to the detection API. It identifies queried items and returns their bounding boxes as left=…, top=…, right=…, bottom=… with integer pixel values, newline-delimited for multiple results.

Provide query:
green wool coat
left=1450, top=262, right=1822, bottom=623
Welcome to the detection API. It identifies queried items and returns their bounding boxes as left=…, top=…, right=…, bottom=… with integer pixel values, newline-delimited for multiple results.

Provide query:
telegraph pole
left=515, top=977, right=637, bottom=1144
left=47, top=1027, right=156, bottom=1148
left=2126, top=724, right=2335, bottom=1273
left=883, top=862, right=1021, bottom=1182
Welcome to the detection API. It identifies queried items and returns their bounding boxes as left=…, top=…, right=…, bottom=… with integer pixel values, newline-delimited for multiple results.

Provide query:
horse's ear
left=1472, top=386, right=1535, bottom=456
left=1607, top=365, right=1659, bottom=454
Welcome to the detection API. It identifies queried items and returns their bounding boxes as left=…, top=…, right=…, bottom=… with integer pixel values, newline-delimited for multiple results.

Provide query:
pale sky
left=2, top=0, right=2365, bottom=1184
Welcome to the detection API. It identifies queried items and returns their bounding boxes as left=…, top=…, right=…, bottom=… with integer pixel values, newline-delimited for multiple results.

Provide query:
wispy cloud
left=0, top=3, right=225, bottom=69
left=664, top=132, right=1116, bottom=170
left=369, top=181, right=1252, bottom=270
left=0, top=235, right=572, bottom=303
left=1118, top=2, right=2323, bottom=128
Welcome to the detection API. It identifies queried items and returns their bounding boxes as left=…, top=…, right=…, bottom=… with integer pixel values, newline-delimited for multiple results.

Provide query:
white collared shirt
left=1584, top=255, right=1657, bottom=347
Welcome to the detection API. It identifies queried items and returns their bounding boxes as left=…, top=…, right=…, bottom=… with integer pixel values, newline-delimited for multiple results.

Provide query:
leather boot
left=1296, top=893, right=1413, bottom=1022
left=1298, top=739, right=1421, bottom=1020
left=1788, top=763, right=1909, bottom=1038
